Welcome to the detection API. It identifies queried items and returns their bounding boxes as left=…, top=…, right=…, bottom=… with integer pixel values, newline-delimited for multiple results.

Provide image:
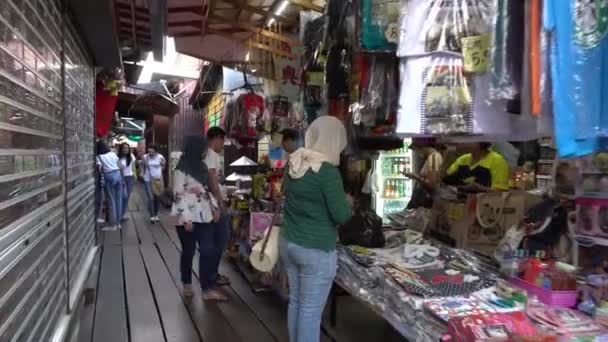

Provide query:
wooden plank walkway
left=90, top=186, right=407, bottom=342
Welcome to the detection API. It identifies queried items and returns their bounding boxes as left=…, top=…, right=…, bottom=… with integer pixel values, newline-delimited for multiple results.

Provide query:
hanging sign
left=461, top=34, right=491, bottom=74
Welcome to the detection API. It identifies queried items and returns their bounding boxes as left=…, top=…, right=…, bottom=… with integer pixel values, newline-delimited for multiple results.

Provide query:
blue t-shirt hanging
left=544, top=0, right=608, bottom=157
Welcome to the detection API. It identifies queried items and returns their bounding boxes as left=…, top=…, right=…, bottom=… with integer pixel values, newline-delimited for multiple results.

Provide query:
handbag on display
left=339, top=210, right=386, bottom=248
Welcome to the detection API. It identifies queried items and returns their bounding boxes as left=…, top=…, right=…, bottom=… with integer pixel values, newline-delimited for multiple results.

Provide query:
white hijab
left=288, top=116, right=347, bottom=179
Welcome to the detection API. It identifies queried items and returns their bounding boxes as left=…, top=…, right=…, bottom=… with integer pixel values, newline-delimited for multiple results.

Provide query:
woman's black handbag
left=339, top=210, right=385, bottom=248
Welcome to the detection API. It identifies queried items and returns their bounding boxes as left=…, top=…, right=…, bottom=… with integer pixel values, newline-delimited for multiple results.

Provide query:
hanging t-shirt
left=397, top=0, right=495, bottom=58
left=397, top=55, right=511, bottom=136
left=544, top=0, right=607, bottom=157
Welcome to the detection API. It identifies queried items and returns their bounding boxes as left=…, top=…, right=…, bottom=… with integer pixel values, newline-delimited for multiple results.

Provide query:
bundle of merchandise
left=395, top=0, right=552, bottom=141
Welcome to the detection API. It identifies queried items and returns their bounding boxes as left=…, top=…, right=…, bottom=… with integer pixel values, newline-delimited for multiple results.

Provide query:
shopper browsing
left=117, top=143, right=137, bottom=221
left=205, top=127, right=231, bottom=287
left=280, top=116, right=353, bottom=342
left=142, top=145, right=166, bottom=222
left=171, top=135, right=222, bottom=301
left=443, top=142, right=510, bottom=192
left=96, top=140, right=125, bottom=231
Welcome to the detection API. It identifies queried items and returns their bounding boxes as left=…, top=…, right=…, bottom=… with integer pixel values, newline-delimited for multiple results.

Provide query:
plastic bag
left=360, top=0, right=401, bottom=50
left=397, top=0, right=495, bottom=60
left=397, top=54, right=512, bottom=136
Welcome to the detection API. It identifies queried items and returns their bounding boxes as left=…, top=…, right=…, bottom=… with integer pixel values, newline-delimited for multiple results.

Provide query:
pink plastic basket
left=509, top=277, right=577, bottom=308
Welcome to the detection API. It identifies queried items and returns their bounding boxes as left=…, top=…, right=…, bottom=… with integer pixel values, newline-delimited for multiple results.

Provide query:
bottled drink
left=392, top=159, right=399, bottom=175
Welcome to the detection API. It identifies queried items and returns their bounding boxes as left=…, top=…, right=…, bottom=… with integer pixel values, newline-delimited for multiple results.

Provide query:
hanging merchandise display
left=489, top=0, right=525, bottom=102
left=360, top=0, right=401, bottom=51
left=397, top=0, right=495, bottom=60
left=397, top=55, right=512, bottom=136
left=359, top=55, right=399, bottom=128
left=301, top=10, right=325, bottom=124
left=223, top=90, right=265, bottom=142
left=545, top=0, right=608, bottom=157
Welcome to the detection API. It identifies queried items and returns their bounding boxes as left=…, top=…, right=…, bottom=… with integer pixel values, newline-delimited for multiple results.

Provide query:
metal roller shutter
left=0, top=0, right=96, bottom=340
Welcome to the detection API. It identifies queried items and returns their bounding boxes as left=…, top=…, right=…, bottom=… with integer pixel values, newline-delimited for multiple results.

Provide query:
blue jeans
left=103, top=170, right=123, bottom=226
left=280, top=239, right=337, bottom=342
left=122, top=176, right=134, bottom=218
left=143, top=181, right=160, bottom=216
left=177, top=218, right=229, bottom=291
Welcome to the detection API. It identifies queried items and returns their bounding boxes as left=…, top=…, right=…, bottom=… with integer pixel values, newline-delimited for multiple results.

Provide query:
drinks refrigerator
left=372, top=139, right=415, bottom=222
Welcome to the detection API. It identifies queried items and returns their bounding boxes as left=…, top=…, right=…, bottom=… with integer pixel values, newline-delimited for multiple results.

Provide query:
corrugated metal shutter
left=0, top=0, right=96, bottom=341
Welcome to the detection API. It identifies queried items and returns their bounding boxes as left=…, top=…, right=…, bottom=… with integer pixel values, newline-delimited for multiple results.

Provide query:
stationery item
left=448, top=311, right=541, bottom=341
left=424, top=297, right=494, bottom=323
left=527, top=307, right=606, bottom=336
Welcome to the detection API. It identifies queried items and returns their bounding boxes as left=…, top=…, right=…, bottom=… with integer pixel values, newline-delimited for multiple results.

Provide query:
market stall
left=175, top=0, right=608, bottom=340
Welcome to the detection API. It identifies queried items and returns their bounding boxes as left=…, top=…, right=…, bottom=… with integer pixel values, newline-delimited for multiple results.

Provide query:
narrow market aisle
left=87, top=187, right=406, bottom=342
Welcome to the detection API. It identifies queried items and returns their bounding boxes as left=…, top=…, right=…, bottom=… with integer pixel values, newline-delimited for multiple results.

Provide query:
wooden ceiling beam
left=117, top=8, right=150, bottom=22
left=223, top=0, right=295, bottom=24
left=208, top=15, right=296, bottom=45
left=289, top=0, right=324, bottom=12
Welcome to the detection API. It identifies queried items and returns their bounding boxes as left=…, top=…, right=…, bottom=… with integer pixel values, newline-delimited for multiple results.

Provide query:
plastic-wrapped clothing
left=545, top=0, right=607, bottom=157
left=360, top=0, right=400, bottom=50
left=397, top=0, right=495, bottom=58
left=490, top=0, right=525, bottom=101
left=397, top=55, right=511, bottom=136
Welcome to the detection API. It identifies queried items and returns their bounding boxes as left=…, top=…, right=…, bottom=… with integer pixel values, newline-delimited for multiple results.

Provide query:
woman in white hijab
left=280, top=116, right=352, bottom=342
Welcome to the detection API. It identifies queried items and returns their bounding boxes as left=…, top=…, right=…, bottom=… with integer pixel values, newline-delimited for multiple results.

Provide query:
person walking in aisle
left=205, top=127, right=231, bottom=287
left=118, top=143, right=137, bottom=221
left=142, top=145, right=166, bottom=223
left=96, top=140, right=124, bottom=231
left=171, top=134, right=224, bottom=301
left=280, top=116, right=353, bottom=342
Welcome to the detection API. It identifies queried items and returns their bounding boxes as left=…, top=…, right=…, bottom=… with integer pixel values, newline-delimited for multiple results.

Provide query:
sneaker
left=101, top=225, right=118, bottom=231
left=121, top=216, right=130, bottom=222
left=154, top=216, right=160, bottom=222
left=96, top=218, right=105, bottom=224
left=117, top=224, right=122, bottom=230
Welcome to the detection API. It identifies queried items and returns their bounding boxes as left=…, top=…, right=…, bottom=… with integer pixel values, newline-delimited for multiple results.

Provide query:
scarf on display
left=288, top=116, right=347, bottom=179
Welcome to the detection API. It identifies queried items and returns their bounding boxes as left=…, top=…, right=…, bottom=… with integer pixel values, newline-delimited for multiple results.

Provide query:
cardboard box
left=430, top=191, right=541, bottom=256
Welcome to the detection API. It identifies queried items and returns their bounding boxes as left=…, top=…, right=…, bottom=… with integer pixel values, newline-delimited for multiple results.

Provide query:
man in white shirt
left=205, top=127, right=231, bottom=287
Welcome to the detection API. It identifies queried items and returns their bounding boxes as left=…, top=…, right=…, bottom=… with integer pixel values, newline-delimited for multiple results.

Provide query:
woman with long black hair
left=117, top=143, right=137, bottom=221
left=171, top=134, right=225, bottom=301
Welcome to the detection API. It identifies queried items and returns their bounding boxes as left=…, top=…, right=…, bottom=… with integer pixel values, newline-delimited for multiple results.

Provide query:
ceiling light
left=275, top=0, right=290, bottom=16
left=267, top=18, right=276, bottom=27
left=245, top=52, right=250, bottom=61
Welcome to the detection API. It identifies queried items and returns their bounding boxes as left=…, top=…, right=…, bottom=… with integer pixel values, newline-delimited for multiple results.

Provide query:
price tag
left=461, top=34, right=491, bottom=74
left=385, top=23, right=399, bottom=43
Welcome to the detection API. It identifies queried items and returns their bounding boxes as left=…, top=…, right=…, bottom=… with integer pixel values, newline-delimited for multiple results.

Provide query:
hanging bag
left=250, top=206, right=281, bottom=273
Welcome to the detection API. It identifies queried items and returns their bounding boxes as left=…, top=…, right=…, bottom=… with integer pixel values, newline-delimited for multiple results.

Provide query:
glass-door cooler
left=372, top=139, right=414, bottom=222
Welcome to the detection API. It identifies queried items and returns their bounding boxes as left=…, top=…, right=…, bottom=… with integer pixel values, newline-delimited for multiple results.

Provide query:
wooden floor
left=84, top=188, right=407, bottom=342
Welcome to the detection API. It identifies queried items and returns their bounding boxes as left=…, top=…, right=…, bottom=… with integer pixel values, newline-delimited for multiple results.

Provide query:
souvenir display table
left=330, top=229, right=608, bottom=341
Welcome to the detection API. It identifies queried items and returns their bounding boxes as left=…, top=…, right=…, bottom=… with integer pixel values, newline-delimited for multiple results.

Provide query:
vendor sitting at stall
left=443, top=142, right=510, bottom=192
